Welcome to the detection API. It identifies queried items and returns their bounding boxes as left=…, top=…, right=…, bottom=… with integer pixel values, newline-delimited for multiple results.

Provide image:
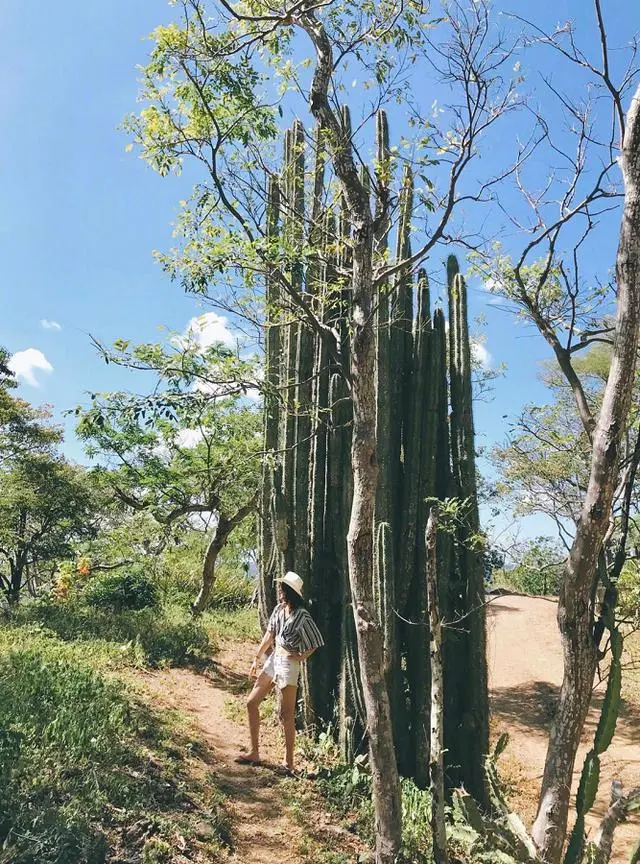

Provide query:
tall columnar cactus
left=398, top=267, right=430, bottom=613
left=390, top=165, right=414, bottom=529
left=258, top=174, right=282, bottom=628
left=447, top=256, right=490, bottom=805
left=300, top=126, right=327, bottom=723
left=259, top=119, right=488, bottom=797
left=280, top=125, right=298, bottom=571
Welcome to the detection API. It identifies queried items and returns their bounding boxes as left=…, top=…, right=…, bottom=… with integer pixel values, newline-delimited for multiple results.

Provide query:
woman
left=236, top=571, right=324, bottom=774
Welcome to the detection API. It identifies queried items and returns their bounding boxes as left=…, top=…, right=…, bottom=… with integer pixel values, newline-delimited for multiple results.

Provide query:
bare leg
left=278, top=684, right=298, bottom=770
left=242, top=672, right=273, bottom=762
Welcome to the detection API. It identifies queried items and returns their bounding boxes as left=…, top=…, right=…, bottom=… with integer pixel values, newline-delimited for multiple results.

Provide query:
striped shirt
left=268, top=603, right=324, bottom=654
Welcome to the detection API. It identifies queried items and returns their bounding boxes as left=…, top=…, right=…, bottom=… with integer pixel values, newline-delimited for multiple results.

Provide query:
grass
left=6, top=598, right=213, bottom=668
left=0, top=636, right=231, bottom=863
left=203, top=605, right=261, bottom=642
left=0, top=598, right=265, bottom=863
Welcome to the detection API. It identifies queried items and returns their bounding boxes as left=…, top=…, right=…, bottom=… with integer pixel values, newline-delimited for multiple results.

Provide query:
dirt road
left=488, top=593, right=639, bottom=863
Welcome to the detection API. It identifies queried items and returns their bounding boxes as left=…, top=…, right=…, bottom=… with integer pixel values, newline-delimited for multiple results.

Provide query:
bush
left=84, top=568, right=158, bottom=612
left=210, top=567, right=254, bottom=610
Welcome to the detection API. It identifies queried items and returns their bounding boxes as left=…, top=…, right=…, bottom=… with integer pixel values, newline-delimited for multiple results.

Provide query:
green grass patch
left=6, top=598, right=212, bottom=668
left=0, top=640, right=230, bottom=863
left=203, top=605, right=261, bottom=642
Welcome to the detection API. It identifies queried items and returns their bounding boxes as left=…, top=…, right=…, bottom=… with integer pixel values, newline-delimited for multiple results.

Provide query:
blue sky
left=1, top=0, right=634, bottom=548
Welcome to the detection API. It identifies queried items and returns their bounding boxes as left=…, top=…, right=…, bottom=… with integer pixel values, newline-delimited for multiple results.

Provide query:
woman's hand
left=249, top=657, right=259, bottom=678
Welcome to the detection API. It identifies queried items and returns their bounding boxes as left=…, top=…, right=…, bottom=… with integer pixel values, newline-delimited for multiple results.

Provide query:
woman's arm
left=291, top=647, right=316, bottom=663
left=249, top=629, right=274, bottom=676
left=255, top=629, right=274, bottom=660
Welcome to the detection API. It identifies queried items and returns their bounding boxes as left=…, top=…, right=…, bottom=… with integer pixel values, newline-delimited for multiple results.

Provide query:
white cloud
left=176, top=428, right=204, bottom=448
left=8, top=348, right=53, bottom=387
left=176, top=313, right=236, bottom=352
left=480, top=279, right=507, bottom=307
left=483, top=277, right=506, bottom=293
left=471, top=340, right=492, bottom=370
left=40, top=319, right=62, bottom=331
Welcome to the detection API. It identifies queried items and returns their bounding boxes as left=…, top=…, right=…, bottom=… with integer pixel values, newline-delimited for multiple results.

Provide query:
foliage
left=491, top=352, right=606, bottom=529
left=0, top=638, right=229, bottom=863
left=78, top=387, right=261, bottom=530
left=84, top=567, right=159, bottom=612
left=159, top=529, right=254, bottom=608
left=618, top=561, right=640, bottom=626
left=491, top=537, right=565, bottom=597
left=76, top=336, right=262, bottom=611
left=0, top=398, right=97, bottom=602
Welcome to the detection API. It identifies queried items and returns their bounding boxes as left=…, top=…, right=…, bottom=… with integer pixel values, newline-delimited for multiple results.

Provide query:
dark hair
left=280, top=582, right=305, bottom=609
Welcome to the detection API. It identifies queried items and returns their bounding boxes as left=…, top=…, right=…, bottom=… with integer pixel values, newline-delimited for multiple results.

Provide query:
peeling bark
left=295, top=9, right=403, bottom=861
left=426, top=507, right=448, bottom=864
left=532, top=82, right=640, bottom=863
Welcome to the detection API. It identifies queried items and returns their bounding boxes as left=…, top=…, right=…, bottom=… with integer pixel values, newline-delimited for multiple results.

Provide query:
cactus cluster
left=259, top=112, right=488, bottom=796
left=449, top=734, right=540, bottom=862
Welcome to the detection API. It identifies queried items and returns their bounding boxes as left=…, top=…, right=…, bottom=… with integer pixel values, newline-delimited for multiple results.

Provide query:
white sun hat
left=276, top=571, right=304, bottom=597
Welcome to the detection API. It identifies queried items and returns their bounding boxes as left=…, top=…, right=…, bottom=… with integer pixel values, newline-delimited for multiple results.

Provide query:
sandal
left=273, top=764, right=297, bottom=777
left=234, top=755, right=261, bottom=766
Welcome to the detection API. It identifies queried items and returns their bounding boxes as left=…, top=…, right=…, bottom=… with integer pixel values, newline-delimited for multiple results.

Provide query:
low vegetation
left=0, top=598, right=262, bottom=863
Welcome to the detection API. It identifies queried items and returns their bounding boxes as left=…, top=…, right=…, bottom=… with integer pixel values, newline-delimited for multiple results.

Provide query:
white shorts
left=262, top=651, right=300, bottom=689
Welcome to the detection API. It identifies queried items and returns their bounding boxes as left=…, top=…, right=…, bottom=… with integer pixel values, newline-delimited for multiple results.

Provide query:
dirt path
left=488, top=593, right=640, bottom=863
left=134, top=598, right=637, bottom=862
left=137, top=642, right=364, bottom=864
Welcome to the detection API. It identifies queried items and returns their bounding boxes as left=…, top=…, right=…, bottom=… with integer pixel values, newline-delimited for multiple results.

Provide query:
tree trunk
left=191, top=520, right=229, bottom=615
left=591, top=783, right=640, bottom=864
left=7, top=559, right=23, bottom=605
left=299, top=11, right=403, bottom=860
left=532, top=82, right=640, bottom=863
left=426, top=507, right=448, bottom=864
left=347, top=287, right=403, bottom=861
left=191, top=496, right=258, bottom=616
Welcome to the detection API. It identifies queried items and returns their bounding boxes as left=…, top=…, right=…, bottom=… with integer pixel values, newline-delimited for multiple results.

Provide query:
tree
left=471, top=5, right=640, bottom=855
left=77, top=338, right=262, bottom=614
left=0, top=399, right=96, bottom=603
left=494, top=537, right=565, bottom=596
left=495, top=347, right=640, bottom=544
left=126, top=2, right=521, bottom=856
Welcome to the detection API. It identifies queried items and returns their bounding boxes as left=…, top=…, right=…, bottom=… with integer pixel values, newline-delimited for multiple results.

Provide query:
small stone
left=195, top=821, right=215, bottom=840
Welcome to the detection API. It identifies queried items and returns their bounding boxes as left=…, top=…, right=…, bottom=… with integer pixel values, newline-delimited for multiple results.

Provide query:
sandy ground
left=487, top=593, right=639, bottom=863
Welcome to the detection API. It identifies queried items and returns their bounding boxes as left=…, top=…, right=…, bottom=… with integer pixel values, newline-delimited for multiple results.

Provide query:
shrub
left=84, top=568, right=158, bottom=612
left=210, top=567, right=254, bottom=610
